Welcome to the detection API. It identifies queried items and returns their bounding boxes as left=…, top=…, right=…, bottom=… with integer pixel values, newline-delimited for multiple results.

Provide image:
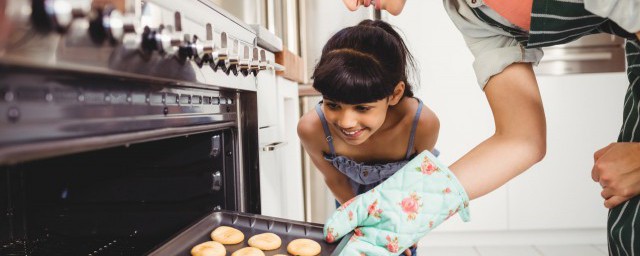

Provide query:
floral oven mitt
left=324, top=150, right=470, bottom=255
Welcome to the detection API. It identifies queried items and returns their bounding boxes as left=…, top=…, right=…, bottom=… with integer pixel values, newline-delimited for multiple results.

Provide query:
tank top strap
left=405, top=98, right=424, bottom=159
left=315, top=102, right=336, bottom=157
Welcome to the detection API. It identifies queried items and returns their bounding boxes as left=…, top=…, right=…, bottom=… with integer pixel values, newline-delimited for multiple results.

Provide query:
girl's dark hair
left=312, top=19, right=417, bottom=104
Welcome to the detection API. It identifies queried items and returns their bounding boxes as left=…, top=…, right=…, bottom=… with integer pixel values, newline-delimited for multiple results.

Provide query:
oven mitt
left=324, top=150, right=470, bottom=255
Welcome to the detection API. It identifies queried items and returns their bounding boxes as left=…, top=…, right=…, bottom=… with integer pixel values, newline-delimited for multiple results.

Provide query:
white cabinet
left=276, top=76, right=304, bottom=221
left=257, top=60, right=283, bottom=218
left=257, top=67, right=279, bottom=130
left=257, top=70, right=304, bottom=221
left=258, top=147, right=284, bottom=217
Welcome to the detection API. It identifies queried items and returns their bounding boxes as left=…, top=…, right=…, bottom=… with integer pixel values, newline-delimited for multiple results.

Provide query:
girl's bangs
left=312, top=53, right=394, bottom=104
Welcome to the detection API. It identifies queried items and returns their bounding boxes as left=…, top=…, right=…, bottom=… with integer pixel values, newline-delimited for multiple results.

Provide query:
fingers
left=591, top=163, right=600, bottom=183
left=601, top=186, right=614, bottom=200
left=603, top=173, right=640, bottom=195
left=605, top=195, right=631, bottom=209
left=592, top=143, right=614, bottom=182
left=594, top=143, right=614, bottom=161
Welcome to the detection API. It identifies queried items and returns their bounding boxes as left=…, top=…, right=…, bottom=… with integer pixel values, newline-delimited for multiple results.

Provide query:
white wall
left=302, top=0, right=373, bottom=79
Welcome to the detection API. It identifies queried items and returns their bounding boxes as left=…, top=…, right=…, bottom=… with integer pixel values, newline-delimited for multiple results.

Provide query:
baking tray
left=147, top=210, right=351, bottom=256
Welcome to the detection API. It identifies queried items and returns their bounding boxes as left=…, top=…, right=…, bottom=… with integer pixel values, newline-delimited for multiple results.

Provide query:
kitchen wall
left=301, top=0, right=374, bottom=81
left=209, top=0, right=267, bottom=26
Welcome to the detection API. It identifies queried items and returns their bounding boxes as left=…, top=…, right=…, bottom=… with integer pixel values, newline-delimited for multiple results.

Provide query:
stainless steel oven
left=0, top=0, right=349, bottom=255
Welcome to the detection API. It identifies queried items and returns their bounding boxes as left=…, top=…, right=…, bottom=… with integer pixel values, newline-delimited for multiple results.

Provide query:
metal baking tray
left=147, top=210, right=350, bottom=256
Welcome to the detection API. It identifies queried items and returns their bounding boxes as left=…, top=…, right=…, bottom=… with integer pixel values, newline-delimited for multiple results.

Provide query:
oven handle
left=261, top=141, right=287, bottom=151
left=268, top=63, right=285, bottom=72
left=212, top=171, right=223, bottom=191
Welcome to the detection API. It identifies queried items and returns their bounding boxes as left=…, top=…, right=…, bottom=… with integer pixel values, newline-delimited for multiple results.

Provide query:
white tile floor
left=417, top=244, right=608, bottom=256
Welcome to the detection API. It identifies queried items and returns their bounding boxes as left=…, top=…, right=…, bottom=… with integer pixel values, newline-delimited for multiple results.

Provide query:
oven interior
left=0, top=129, right=236, bottom=255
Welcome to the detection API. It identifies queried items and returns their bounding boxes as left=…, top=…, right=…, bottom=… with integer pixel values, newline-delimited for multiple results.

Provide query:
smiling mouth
left=340, top=128, right=365, bottom=138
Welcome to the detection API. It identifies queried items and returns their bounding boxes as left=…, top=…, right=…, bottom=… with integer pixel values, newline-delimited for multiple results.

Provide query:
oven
left=0, top=0, right=272, bottom=255
left=0, top=0, right=265, bottom=201
left=0, top=0, right=350, bottom=255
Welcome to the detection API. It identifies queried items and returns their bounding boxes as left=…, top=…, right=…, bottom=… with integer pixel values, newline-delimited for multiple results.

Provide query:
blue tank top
left=315, top=98, right=431, bottom=195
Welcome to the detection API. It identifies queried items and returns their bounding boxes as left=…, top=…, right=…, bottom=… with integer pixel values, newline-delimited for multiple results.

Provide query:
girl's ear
left=388, top=81, right=405, bottom=106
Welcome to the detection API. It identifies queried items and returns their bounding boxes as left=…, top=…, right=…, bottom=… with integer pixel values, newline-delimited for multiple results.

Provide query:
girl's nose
left=337, top=112, right=358, bottom=129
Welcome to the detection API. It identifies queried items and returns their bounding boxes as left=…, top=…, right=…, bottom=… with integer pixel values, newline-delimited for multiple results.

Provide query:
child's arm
left=412, top=104, right=440, bottom=154
left=297, top=113, right=357, bottom=204
left=305, top=148, right=357, bottom=204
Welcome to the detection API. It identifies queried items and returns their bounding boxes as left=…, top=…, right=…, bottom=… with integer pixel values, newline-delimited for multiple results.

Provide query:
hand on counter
left=323, top=150, right=470, bottom=255
left=592, top=142, right=640, bottom=208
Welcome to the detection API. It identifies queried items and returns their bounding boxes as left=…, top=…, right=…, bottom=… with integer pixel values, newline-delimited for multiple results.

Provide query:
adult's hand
left=323, top=151, right=470, bottom=255
left=592, top=142, right=640, bottom=208
left=341, top=0, right=408, bottom=16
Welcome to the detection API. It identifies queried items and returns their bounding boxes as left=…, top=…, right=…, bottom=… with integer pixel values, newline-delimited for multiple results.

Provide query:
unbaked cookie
left=190, top=241, right=226, bottom=256
left=247, top=232, right=282, bottom=250
left=211, top=226, right=245, bottom=245
left=287, top=238, right=321, bottom=256
left=230, top=247, right=265, bottom=256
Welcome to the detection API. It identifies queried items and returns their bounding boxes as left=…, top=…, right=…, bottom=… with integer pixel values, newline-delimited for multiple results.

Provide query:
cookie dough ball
left=211, top=226, right=245, bottom=245
left=287, top=238, right=321, bottom=256
left=231, top=247, right=265, bottom=256
left=247, top=232, right=282, bottom=251
left=191, top=241, right=226, bottom=256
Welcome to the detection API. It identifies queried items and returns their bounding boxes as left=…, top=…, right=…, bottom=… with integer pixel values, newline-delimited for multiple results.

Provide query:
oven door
left=0, top=129, right=238, bottom=255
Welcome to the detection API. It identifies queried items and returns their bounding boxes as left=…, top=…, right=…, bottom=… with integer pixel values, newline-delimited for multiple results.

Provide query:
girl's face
left=322, top=98, right=391, bottom=146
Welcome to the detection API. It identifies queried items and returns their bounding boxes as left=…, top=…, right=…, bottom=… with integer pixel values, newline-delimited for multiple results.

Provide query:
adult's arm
left=443, top=0, right=546, bottom=199
left=453, top=63, right=546, bottom=200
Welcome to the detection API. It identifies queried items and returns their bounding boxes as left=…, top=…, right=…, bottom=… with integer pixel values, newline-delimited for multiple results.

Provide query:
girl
left=297, top=19, right=438, bottom=255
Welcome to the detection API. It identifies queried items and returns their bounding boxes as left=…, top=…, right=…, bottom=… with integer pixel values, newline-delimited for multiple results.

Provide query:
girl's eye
left=325, top=103, right=339, bottom=109
left=355, top=106, right=371, bottom=112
